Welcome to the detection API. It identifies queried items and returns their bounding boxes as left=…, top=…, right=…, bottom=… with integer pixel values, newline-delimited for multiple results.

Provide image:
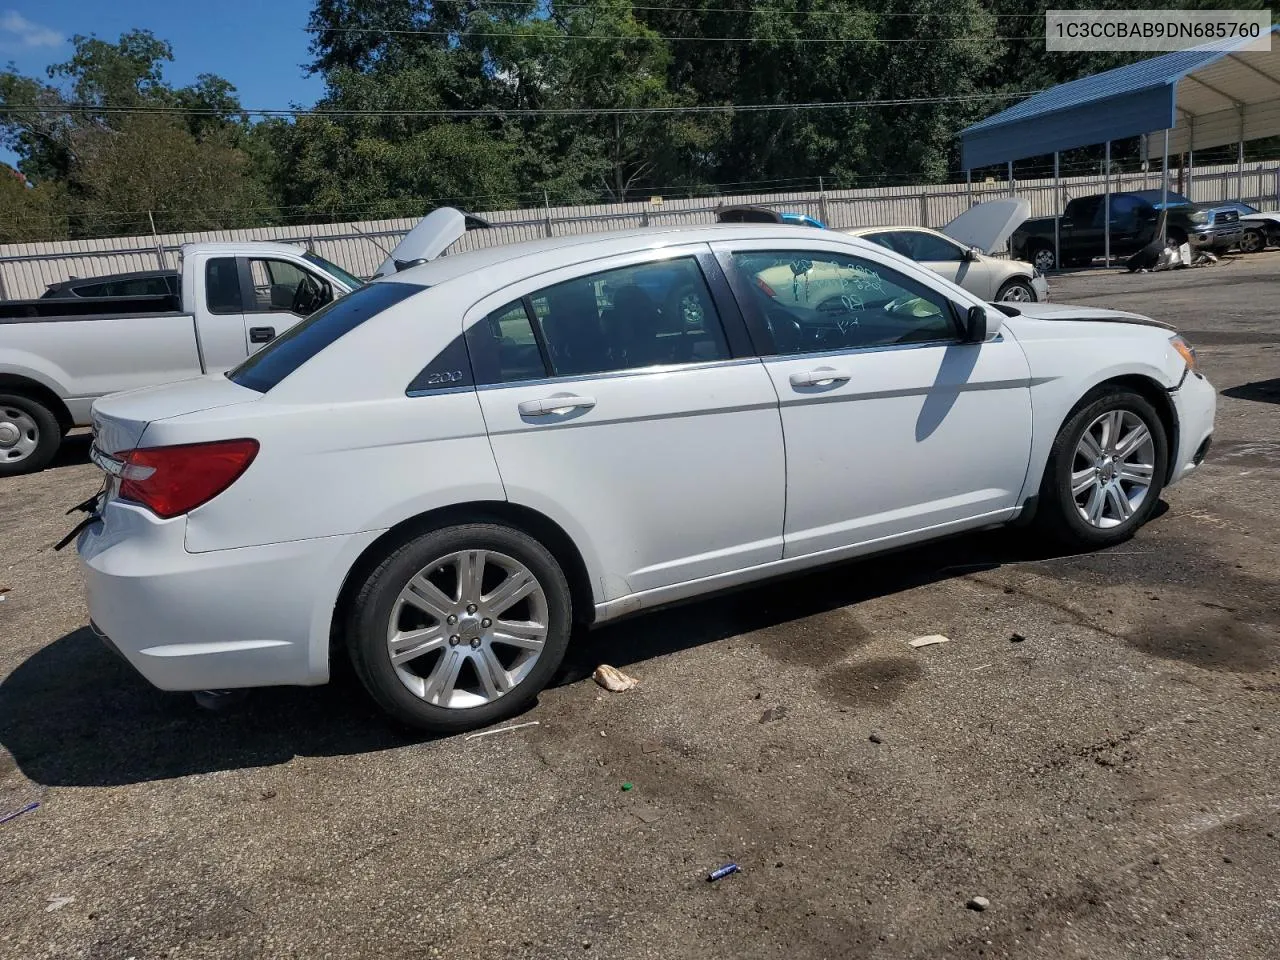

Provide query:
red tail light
left=117, top=439, right=259, bottom=519
left=755, top=276, right=777, bottom=297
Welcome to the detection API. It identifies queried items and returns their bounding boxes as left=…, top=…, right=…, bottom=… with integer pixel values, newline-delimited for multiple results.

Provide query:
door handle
left=249, top=326, right=276, bottom=344
left=518, top=395, right=596, bottom=417
left=789, top=368, right=850, bottom=388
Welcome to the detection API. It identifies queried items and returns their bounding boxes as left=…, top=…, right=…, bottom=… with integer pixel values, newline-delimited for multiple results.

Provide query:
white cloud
left=0, top=10, right=64, bottom=49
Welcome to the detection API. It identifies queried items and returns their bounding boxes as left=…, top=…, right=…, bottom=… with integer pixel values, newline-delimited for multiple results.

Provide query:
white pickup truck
left=0, top=209, right=477, bottom=474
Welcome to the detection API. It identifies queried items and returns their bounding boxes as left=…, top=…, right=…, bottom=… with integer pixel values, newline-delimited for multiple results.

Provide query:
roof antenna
left=348, top=223, right=394, bottom=260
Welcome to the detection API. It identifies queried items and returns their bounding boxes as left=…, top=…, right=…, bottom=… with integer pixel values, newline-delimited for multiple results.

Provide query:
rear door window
left=228, top=281, right=420, bottom=392
left=467, top=256, right=730, bottom=384
left=205, top=258, right=243, bottom=314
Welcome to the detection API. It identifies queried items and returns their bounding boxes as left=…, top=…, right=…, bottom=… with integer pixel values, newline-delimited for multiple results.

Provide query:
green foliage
left=0, top=169, right=67, bottom=242
left=3, top=5, right=1277, bottom=242
left=0, top=29, right=269, bottom=239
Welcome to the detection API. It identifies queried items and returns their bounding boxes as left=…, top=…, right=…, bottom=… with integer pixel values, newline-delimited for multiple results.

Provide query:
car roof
left=384, top=224, right=884, bottom=290
left=180, top=241, right=309, bottom=257
left=840, top=224, right=947, bottom=238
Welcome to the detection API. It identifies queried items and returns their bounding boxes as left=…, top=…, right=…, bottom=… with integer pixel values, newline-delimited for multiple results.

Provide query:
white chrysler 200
left=77, top=222, right=1215, bottom=732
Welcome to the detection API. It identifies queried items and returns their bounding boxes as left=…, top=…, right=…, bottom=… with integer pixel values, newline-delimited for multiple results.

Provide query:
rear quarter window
left=228, top=281, right=421, bottom=393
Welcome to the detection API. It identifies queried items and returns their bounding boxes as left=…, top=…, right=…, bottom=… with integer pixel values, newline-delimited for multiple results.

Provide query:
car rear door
left=466, top=246, right=786, bottom=598
left=713, top=238, right=1033, bottom=559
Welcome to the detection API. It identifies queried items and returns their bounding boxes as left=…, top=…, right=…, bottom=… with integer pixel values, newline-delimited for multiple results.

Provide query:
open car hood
left=941, top=197, right=1031, bottom=255
left=374, top=207, right=491, bottom=277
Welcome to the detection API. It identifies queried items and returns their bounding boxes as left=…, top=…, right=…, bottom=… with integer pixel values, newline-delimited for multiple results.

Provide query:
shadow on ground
left=48, top=432, right=92, bottom=469
left=1222, top=378, right=1280, bottom=405
left=0, top=525, right=1128, bottom=789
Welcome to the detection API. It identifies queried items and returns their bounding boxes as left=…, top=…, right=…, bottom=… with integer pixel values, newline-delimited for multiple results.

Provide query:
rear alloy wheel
left=0, top=393, right=62, bottom=476
left=347, top=523, right=572, bottom=733
left=1238, top=228, right=1265, bottom=254
left=995, top=278, right=1036, bottom=303
left=1036, top=388, right=1168, bottom=548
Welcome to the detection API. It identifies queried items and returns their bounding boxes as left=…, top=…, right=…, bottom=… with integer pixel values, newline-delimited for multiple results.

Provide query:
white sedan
left=76, top=224, right=1216, bottom=733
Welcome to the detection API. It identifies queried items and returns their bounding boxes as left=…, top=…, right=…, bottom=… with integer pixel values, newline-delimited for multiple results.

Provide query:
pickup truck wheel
left=346, top=522, right=572, bottom=734
left=1028, top=245, right=1056, bottom=272
left=1237, top=228, right=1264, bottom=254
left=995, top=278, right=1037, bottom=303
left=1035, top=387, right=1168, bottom=549
left=0, top=394, right=61, bottom=476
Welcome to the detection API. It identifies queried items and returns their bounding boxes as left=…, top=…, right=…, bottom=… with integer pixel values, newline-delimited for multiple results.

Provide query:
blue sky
left=1, top=0, right=325, bottom=166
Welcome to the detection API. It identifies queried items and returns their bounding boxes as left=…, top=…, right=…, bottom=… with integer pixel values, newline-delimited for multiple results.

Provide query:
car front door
left=466, top=247, right=786, bottom=599
left=237, top=256, right=334, bottom=354
left=714, top=240, right=1034, bottom=559
left=899, top=229, right=994, bottom=299
left=1061, top=197, right=1101, bottom=262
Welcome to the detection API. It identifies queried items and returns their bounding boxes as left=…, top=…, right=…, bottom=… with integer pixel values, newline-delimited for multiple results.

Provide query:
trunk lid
left=90, top=374, right=261, bottom=455
left=374, top=207, right=492, bottom=277
left=941, top=197, right=1032, bottom=255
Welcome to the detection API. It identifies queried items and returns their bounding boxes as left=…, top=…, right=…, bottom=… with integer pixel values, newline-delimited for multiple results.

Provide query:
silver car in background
left=842, top=198, right=1048, bottom=304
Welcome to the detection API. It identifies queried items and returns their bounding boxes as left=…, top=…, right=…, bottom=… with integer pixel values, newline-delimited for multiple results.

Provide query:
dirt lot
left=2, top=254, right=1278, bottom=960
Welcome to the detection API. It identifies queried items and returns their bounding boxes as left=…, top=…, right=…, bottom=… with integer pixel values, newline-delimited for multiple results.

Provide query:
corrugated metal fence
left=1, top=160, right=1276, bottom=300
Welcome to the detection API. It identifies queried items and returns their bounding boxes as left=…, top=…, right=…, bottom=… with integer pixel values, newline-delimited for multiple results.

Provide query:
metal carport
left=959, top=27, right=1280, bottom=267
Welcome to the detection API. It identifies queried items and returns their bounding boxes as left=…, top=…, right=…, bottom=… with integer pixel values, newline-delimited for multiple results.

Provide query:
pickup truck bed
left=0, top=293, right=180, bottom=320
left=0, top=241, right=363, bottom=475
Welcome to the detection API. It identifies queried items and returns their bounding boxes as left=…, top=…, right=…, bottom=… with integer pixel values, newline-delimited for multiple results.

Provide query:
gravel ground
left=1, top=253, right=1278, bottom=960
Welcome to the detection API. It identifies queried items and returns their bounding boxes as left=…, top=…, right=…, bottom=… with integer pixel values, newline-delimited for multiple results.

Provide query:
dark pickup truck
left=1010, top=190, right=1244, bottom=271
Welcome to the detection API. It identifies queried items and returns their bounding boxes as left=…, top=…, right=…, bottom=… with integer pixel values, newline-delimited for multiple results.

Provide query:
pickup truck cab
left=0, top=242, right=362, bottom=474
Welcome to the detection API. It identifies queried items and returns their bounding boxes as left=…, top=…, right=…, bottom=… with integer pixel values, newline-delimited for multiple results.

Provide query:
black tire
left=995, top=278, right=1037, bottom=303
left=0, top=393, right=63, bottom=476
left=1034, top=387, right=1169, bottom=549
left=1025, top=243, right=1056, bottom=272
left=1238, top=229, right=1265, bottom=254
left=345, top=522, right=572, bottom=734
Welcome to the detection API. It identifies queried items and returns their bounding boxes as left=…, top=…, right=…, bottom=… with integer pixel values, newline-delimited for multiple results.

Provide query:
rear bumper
left=78, top=502, right=380, bottom=691
left=1168, top=371, right=1216, bottom=486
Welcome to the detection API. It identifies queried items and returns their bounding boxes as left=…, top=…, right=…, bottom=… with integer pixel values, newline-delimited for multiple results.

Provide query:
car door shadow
left=0, top=524, right=1138, bottom=788
left=555, top=521, right=1133, bottom=684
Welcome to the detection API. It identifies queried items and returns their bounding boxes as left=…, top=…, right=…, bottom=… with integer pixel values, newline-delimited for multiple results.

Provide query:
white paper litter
left=908, top=634, right=952, bottom=648
left=592, top=664, right=639, bottom=692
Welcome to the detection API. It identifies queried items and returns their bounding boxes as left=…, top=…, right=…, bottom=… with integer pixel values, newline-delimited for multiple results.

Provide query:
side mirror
left=964, top=305, right=988, bottom=342
left=964, top=246, right=981, bottom=261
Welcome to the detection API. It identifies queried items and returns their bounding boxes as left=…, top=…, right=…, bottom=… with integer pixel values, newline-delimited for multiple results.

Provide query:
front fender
left=1013, top=322, right=1186, bottom=506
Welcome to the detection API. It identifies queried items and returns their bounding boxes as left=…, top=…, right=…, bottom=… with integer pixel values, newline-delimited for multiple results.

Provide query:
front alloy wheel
left=1238, top=228, right=1265, bottom=254
left=1036, top=387, right=1169, bottom=548
left=1070, top=409, right=1157, bottom=528
left=1031, top=247, right=1056, bottom=273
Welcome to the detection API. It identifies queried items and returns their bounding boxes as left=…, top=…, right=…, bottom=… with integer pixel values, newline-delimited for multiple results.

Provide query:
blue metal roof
left=960, top=28, right=1280, bottom=169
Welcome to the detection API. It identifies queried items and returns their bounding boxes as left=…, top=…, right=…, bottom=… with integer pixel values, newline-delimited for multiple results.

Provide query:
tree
left=0, top=30, right=270, bottom=238
left=0, top=167, right=67, bottom=242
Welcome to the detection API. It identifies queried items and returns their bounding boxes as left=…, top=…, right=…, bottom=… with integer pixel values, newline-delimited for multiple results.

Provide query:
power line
left=461, top=1, right=1051, bottom=15
left=312, top=27, right=1038, bottom=42
left=0, top=91, right=1038, bottom=119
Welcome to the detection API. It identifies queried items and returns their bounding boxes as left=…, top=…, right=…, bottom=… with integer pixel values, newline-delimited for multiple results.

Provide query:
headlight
left=1170, top=335, right=1199, bottom=374
left=1190, top=211, right=1209, bottom=225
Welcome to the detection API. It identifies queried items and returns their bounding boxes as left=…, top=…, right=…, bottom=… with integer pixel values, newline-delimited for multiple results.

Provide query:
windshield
left=303, top=251, right=364, bottom=291
left=1132, top=190, right=1192, bottom=207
